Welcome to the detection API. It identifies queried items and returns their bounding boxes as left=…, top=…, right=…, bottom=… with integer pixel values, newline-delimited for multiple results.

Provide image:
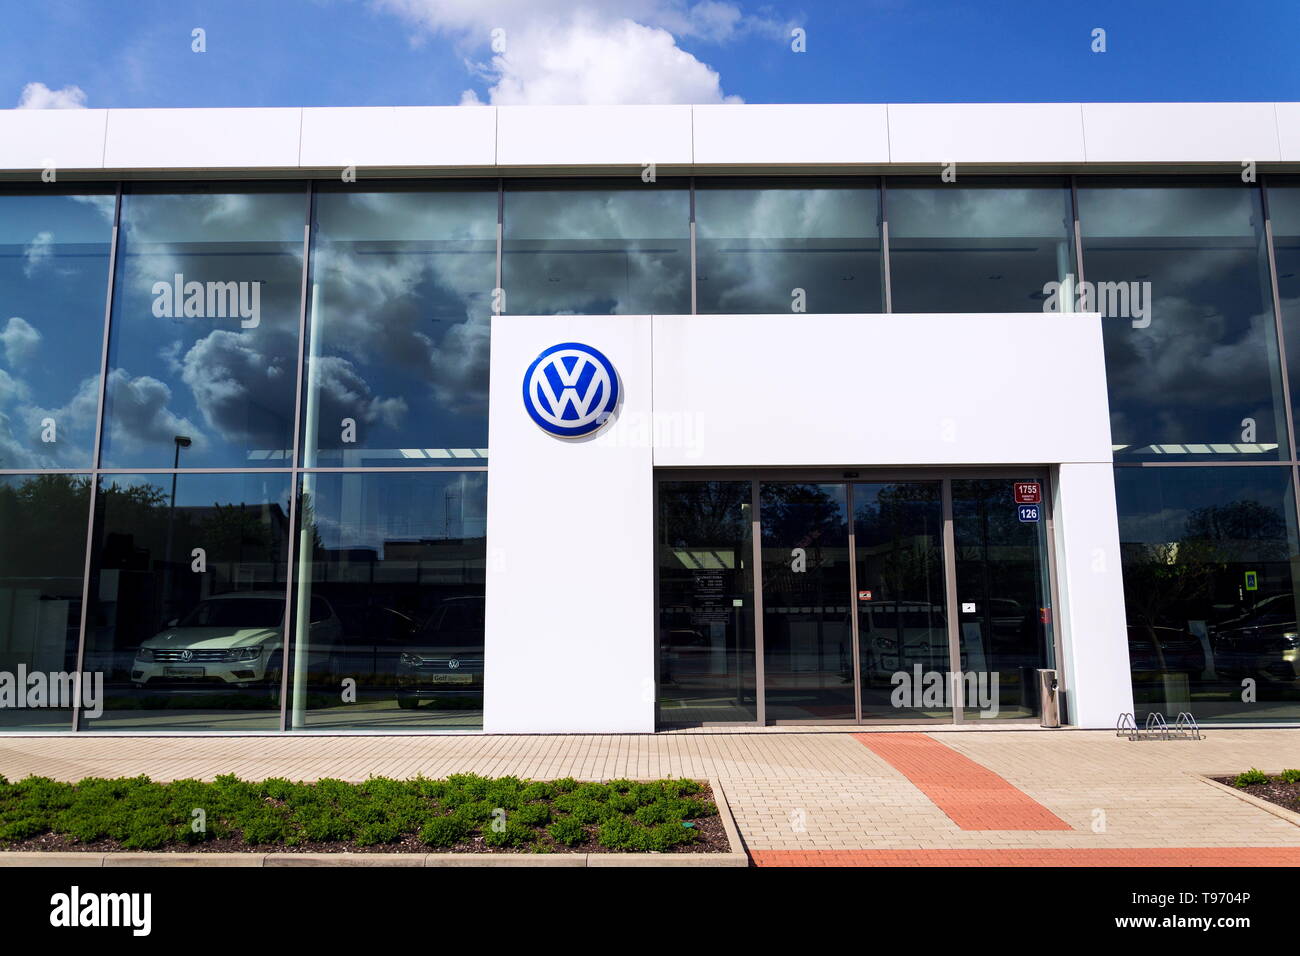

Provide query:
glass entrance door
left=853, top=481, right=950, bottom=719
left=759, top=482, right=854, bottom=720
left=655, top=472, right=1058, bottom=726
left=951, top=478, right=1055, bottom=720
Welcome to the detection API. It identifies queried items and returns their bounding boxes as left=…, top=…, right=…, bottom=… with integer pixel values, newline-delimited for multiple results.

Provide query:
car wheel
left=397, top=696, right=419, bottom=710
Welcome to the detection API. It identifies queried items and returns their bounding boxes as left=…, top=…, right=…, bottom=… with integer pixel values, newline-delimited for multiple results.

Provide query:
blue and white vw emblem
left=522, top=342, right=620, bottom=438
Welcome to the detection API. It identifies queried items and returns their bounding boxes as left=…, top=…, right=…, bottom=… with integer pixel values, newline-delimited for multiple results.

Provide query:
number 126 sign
left=1013, top=482, right=1041, bottom=504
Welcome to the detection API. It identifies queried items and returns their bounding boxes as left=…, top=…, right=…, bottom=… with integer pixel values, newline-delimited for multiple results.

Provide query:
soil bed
left=1214, top=775, right=1300, bottom=815
left=0, top=774, right=729, bottom=854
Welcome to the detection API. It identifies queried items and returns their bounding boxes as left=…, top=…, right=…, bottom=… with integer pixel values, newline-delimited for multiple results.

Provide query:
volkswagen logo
left=522, top=342, right=619, bottom=438
left=448, top=659, right=460, bottom=670
left=179, top=649, right=193, bottom=662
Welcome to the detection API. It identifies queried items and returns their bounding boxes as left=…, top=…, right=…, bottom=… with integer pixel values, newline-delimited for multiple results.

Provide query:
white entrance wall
left=486, top=311, right=1133, bottom=732
left=484, top=315, right=656, bottom=733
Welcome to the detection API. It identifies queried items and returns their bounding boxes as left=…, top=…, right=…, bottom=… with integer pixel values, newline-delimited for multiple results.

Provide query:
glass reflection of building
left=2, top=175, right=1300, bottom=729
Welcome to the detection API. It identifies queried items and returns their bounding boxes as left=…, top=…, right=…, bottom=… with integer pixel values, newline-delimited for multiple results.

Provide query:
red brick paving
left=854, top=731, right=1071, bottom=830
left=751, top=848, right=1300, bottom=866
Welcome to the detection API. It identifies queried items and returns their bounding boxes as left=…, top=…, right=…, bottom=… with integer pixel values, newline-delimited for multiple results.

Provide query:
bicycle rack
left=1116, top=711, right=1202, bottom=741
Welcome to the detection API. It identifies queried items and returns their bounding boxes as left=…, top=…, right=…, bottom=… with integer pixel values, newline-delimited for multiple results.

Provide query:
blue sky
left=2, top=0, right=1298, bottom=110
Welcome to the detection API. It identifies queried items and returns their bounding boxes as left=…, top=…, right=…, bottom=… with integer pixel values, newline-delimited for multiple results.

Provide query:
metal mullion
left=1261, top=177, right=1300, bottom=485
left=97, top=467, right=295, bottom=474
left=71, top=183, right=121, bottom=733
left=1041, top=468, right=1067, bottom=720
left=750, top=478, right=766, bottom=726
left=845, top=482, right=862, bottom=723
left=299, top=465, right=489, bottom=473
left=1071, top=176, right=1085, bottom=287
left=880, top=177, right=892, bottom=313
left=496, top=179, right=503, bottom=298
left=278, top=185, right=315, bottom=732
left=689, top=176, right=697, bottom=315
left=940, top=478, right=962, bottom=724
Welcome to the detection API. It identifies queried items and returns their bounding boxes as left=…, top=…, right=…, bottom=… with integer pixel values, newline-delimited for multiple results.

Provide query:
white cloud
left=22, top=231, right=56, bottom=278
left=377, top=1, right=771, bottom=104
left=0, top=317, right=41, bottom=366
left=16, top=82, right=87, bottom=110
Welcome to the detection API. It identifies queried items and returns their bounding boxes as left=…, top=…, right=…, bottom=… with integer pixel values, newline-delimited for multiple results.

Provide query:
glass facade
left=502, top=180, right=690, bottom=315
left=888, top=179, right=1073, bottom=313
left=2, top=175, right=1300, bottom=729
left=1078, top=179, right=1286, bottom=462
left=695, top=179, right=883, bottom=313
left=304, top=183, right=497, bottom=467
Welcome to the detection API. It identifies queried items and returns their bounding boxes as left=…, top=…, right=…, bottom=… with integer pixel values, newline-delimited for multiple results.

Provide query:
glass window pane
left=0, top=189, right=114, bottom=468
left=289, top=471, right=486, bottom=730
left=656, top=480, right=756, bottom=724
left=1079, top=181, right=1286, bottom=461
left=101, top=185, right=306, bottom=468
left=1269, top=182, right=1300, bottom=443
left=502, top=181, right=689, bottom=314
left=84, top=472, right=291, bottom=731
left=853, top=481, right=948, bottom=719
left=760, top=482, right=854, bottom=721
left=951, top=477, right=1053, bottom=720
left=303, top=183, right=497, bottom=467
left=1116, top=465, right=1300, bottom=723
left=888, top=180, right=1073, bottom=313
left=695, top=179, right=883, bottom=313
left=0, top=474, right=90, bottom=730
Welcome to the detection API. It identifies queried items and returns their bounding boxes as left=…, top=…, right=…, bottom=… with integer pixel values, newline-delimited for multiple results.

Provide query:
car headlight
left=136, top=647, right=154, bottom=661
left=225, top=647, right=262, bottom=662
left=399, top=653, right=422, bottom=667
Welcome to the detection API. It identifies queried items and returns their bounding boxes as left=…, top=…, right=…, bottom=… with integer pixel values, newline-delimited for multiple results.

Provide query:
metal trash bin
left=1038, top=669, right=1060, bottom=728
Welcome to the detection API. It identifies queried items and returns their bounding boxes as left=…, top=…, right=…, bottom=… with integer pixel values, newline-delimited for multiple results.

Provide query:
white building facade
left=0, top=103, right=1298, bottom=733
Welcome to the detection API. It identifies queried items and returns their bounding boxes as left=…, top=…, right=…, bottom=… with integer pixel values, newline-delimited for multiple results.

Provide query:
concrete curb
left=1191, top=772, right=1300, bottom=829
left=0, top=777, right=750, bottom=867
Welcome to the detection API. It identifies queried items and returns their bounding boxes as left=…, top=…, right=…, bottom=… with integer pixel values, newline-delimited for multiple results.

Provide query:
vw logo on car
left=522, top=342, right=619, bottom=438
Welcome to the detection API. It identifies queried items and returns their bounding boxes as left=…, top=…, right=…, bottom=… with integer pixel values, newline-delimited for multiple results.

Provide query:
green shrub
left=483, top=821, right=534, bottom=848
left=445, top=774, right=491, bottom=801
left=241, top=812, right=291, bottom=845
left=573, top=782, right=610, bottom=803
left=596, top=817, right=651, bottom=851
left=355, top=822, right=400, bottom=846
left=450, top=800, right=496, bottom=826
left=258, top=777, right=297, bottom=801
left=608, top=793, right=638, bottom=814
left=1280, top=769, right=1300, bottom=784
left=519, top=782, right=554, bottom=802
left=0, top=816, right=46, bottom=842
left=550, top=777, right=578, bottom=794
left=547, top=817, right=586, bottom=847
left=420, top=816, right=468, bottom=848
left=512, top=803, right=551, bottom=827
left=644, top=822, right=697, bottom=852
left=554, top=796, right=614, bottom=825
left=634, top=799, right=689, bottom=826
left=1234, top=768, right=1271, bottom=788
left=661, top=778, right=702, bottom=797
left=300, top=812, right=354, bottom=843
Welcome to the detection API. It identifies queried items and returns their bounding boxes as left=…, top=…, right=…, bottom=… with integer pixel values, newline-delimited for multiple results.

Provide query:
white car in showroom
left=131, top=590, right=342, bottom=688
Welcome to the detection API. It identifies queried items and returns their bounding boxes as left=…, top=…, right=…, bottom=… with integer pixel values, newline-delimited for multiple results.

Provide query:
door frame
left=655, top=466, right=1066, bottom=727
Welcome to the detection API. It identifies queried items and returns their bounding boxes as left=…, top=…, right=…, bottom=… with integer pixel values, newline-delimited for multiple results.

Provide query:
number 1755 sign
left=1014, top=482, right=1042, bottom=504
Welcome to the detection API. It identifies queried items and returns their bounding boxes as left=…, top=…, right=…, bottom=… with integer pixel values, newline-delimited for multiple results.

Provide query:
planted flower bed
left=0, top=774, right=728, bottom=854
left=1216, top=768, right=1300, bottom=815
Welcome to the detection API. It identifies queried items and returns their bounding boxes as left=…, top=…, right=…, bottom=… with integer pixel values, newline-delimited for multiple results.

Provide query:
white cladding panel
left=484, top=314, right=656, bottom=733
left=651, top=312, right=1113, bottom=468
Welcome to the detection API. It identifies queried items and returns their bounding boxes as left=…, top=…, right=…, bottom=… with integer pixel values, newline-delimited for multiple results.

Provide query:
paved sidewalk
left=2, top=728, right=1299, bottom=864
